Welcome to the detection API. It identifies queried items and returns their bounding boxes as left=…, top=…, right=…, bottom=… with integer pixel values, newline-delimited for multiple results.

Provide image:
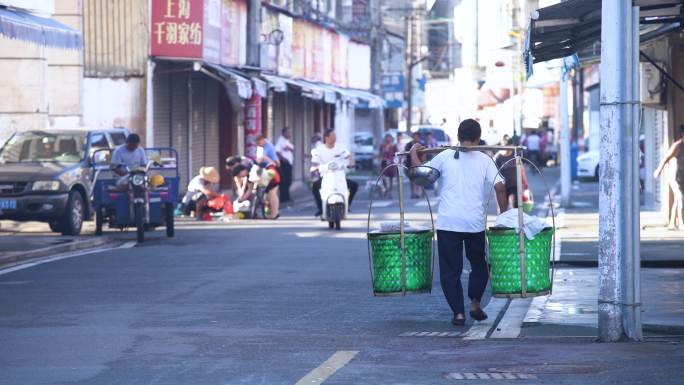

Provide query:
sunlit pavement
left=1, top=167, right=683, bottom=384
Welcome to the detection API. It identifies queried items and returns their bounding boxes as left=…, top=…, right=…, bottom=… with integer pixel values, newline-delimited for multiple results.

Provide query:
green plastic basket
left=487, top=227, right=554, bottom=297
left=368, top=229, right=433, bottom=295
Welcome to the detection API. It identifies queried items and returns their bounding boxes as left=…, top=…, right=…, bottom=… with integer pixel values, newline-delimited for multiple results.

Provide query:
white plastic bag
left=493, top=209, right=549, bottom=239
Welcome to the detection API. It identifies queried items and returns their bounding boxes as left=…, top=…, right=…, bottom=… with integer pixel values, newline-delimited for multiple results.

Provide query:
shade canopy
left=0, top=6, right=82, bottom=49
left=525, top=0, right=683, bottom=67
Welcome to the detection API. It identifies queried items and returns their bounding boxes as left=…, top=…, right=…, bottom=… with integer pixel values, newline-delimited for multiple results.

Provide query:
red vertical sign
left=151, top=0, right=205, bottom=58
left=244, top=91, right=262, bottom=159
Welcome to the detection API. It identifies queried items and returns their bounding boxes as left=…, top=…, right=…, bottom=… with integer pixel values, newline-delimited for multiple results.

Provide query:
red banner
left=151, top=0, right=205, bottom=58
left=244, top=91, right=262, bottom=159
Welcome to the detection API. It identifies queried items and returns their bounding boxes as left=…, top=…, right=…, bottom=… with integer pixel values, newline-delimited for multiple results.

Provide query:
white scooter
left=319, top=160, right=349, bottom=230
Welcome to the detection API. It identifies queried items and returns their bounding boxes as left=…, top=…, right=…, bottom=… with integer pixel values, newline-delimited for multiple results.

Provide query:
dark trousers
left=312, top=178, right=358, bottom=212
left=437, top=230, right=489, bottom=316
left=279, top=160, right=293, bottom=202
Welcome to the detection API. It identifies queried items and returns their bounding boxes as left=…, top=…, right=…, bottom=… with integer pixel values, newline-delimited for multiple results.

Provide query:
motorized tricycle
left=91, top=148, right=179, bottom=242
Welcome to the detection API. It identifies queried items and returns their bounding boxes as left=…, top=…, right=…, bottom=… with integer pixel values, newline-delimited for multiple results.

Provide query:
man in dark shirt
left=493, top=137, right=527, bottom=209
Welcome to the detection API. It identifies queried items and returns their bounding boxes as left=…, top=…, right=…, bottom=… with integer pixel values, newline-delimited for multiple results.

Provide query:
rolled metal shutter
left=152, top=71, right=171, bottom=148
left=172, top=73, right=190, bottom=188
left=191, top=76, right=204, bottom=180
left=204, top=79, right=221, bottom=174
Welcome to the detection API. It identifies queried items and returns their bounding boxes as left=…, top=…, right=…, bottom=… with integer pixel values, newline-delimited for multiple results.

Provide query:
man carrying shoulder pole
left=410, top=119, right=508, bottom=325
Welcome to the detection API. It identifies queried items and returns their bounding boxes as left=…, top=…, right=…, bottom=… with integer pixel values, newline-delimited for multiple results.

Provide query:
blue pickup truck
left=0, top=128, right=129, bottom=235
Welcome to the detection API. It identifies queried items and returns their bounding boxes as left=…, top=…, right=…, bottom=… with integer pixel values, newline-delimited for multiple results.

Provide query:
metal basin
left=407, top=166, right=440, bottom=187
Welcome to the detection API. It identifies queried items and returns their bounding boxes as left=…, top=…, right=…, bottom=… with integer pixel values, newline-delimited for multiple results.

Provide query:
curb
left=643, top=323, right=684, bottom=336
left=0, top=236, right=117, bottom=267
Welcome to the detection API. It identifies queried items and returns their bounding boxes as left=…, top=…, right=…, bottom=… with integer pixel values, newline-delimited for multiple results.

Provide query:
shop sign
left=220, top=0, right=247, bottom=66
left=303, top=22, right=315, bottom=80
left=277, top=13, right=293, bottom=77
left=151, top=0, right=204, bottom=59
left=311, top=24, right=325, bottom=82
left=322, top=28, right=333, bottom=84
left=347, top=41, right=371, bottom=90
left=203, top=0, right=221, bottom=63
left=291, top=20, right=306, bottom=78
left=334, top=34, right=349, bottom=87
left=381, top=73, right=404, bottom=109
left=261, top=8, right=279, bottom=70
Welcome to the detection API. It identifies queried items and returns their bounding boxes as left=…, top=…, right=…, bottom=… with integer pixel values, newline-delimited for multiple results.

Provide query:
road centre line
left=0, top=241, right=136, bottom=276
left=294, top=350, right=359, bottom=385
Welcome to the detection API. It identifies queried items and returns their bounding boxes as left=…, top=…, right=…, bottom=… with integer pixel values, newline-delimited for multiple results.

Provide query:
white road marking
left=0, top=241, right=136, bottom=276
left=462, top=298, right=508, bottom=340
left=553, top=230, right=562, bottom=262
left=523, top=296, right=549, bottom=324
left=414, top=198, right=439, bottom=207
left=294, top=350, right=358, bottom=385
left=371, top=200, right=393, bottom=207
left=490, top=298, right=533, bottom=339
left=445, top=372, right=536, bottom=381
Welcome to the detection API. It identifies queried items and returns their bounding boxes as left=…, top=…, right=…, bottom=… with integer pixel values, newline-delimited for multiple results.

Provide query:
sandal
left=451, top=314, right=466, bottom=326
left=470, top=308, right=488, bottom=322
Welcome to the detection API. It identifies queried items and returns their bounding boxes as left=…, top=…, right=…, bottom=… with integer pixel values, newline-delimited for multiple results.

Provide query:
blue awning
left=0, top=6, right=82, bottom=49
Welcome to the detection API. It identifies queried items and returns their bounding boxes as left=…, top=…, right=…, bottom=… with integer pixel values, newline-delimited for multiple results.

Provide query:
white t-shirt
left=187, top=175, right=217, bottom=193
left=526, top=134, right=541, bottom=151
left=275, top=136, right=294, bottom=164
left=312, top=143, right=350, bottom=166
left=426, top=149, right=504, bottom=233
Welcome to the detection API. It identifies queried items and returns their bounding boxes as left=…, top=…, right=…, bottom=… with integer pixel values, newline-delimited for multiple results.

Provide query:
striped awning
left=0, top=6, right=82, bottom=49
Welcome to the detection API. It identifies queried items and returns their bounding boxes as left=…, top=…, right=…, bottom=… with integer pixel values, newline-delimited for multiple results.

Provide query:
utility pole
left=247, top=0, right=261, bottom=68
left=560, top=71, right=571, bottom=207
left=405, top=14, right=414, bottom=132
left=370, top=0, right=384, bottom=163
left=598, top=0, right=642, bottom=342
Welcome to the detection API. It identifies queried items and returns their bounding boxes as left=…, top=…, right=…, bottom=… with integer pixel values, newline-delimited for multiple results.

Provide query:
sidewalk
left=521, top=177, right=684, bottom=336
left=0, top=221, right=117, bottom=268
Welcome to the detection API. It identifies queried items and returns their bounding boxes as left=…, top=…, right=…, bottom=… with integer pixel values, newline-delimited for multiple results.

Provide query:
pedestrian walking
left=409, top=119, right=508, bottom=326
left=404, top=131, right=424, bottom=199
left=256, top=135, right=280, bottom=219
left=276, top=127, right=295, bottom=203
left=424, top=131, right=440, bottom=194
left=523, top=130, right=542, bottom=167
left=654, top=124, right=684, bottom=229
left=380, top=133, right=398, bottom=199
left=494, top=136, right=528, bottom=209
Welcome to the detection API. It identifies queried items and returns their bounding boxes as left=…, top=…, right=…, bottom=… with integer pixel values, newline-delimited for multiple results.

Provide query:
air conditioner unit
left=640, top=62, right=664, bottom=105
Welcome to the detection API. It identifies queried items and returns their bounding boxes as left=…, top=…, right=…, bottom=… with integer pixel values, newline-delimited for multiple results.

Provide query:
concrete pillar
left=598, top=0, right=642, bottom=342
left=560, top=73, right=571, bottom=207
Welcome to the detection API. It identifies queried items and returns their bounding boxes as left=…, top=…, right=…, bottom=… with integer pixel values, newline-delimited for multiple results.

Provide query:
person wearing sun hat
left=182, top=166, right=221, bottom=219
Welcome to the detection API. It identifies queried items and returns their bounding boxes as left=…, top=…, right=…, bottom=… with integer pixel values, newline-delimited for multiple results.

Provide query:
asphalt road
left=1, top=168, right=683, bottom=385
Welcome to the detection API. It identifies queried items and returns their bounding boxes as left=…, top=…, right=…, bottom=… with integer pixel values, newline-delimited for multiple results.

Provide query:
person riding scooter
left=310, top=128, right=358, bottom=217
